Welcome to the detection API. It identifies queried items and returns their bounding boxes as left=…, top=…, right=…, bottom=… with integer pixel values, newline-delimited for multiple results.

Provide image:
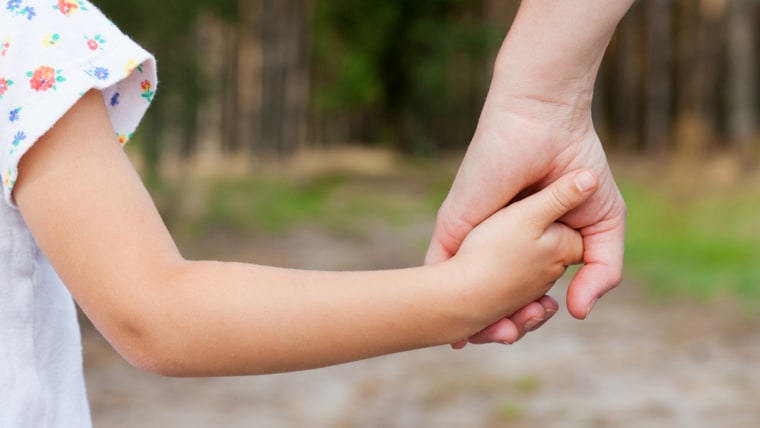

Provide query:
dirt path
left=83, top=227, right=760, bottom=427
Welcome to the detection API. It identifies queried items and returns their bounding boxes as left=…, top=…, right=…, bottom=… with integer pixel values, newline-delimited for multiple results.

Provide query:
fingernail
left=575, top=170, right=596, bottom=192
left=586, top=298, right=598, bottom=317
left=524, top=317, right=543, bottom=332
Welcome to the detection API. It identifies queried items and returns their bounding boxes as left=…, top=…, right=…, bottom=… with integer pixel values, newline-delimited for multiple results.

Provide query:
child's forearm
left=122, top=260, right=479, bottom=376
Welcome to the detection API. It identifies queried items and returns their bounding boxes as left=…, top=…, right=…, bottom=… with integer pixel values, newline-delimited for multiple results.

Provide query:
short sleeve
left=0, top=0, right=158, bottom=206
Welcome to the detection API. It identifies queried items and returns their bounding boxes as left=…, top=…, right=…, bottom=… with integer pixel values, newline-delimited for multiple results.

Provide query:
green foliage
left=313, top=0, right=504, bottom=150
left=621, top=180, right=760, bottom=308
left=97, top=0, right=511, bottom=161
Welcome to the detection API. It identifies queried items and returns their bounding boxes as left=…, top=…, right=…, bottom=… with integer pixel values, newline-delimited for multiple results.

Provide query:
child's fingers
left=545, top=222, right=585, bottom=265
left=518, top=169, right=599, bottom=229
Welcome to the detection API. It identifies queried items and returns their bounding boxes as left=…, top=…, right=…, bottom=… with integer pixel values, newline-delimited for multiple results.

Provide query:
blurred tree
left=611, top=5, right=644, bottom=151
left=260, top=0, right=314, bottom=156
left=93, top=0, right=759, bottom=173
left=673, top=0, right=707, bottom=156
left=219, top=0, right=262, bottom=154
left=644, top=0, right=672, bottom=154
left=311, top=0, right=504, bottom=153
left=726, top=0, right=758, bottom=158
left=97, top=0, right=220, bottom=177
left=698, top=0, right=726, bottom=147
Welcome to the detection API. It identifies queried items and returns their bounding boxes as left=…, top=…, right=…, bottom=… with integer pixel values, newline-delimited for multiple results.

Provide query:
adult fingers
left=566, top=213, right=626, bottom=319
left=466, top=318, right=521, bottom=345
left=425, top=234, right=456, bottom=265
left=425, top=158, right=528, bottom=265
left=425, top=203, right=484, bottom=265
left=467, top=295, right=559, bottom=344
left=514, top=294, right=559, bottom=332
left=450, top=295, right=559, bottom=348
left=450, top=338, right=468, bottom=349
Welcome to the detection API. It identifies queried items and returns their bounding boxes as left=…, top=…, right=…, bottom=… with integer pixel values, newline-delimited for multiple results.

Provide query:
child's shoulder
left=0, top=0, right=157, bottom=207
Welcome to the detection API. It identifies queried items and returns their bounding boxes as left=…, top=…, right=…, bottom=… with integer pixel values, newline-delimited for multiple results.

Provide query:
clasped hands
left=427, top=86, right=627, bottom=348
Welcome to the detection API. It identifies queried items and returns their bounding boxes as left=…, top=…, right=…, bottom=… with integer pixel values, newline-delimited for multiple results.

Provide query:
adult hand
left=428, top=99, right=626, bottom=316
left=426, top=0, right=632, bottom=347
left=430, top=99, right=625, bottom=348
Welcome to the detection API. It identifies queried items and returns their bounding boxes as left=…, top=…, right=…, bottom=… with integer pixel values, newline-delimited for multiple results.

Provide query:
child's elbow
left=101, top=297, right=195, bottom=377
left=128, top=351, right=190, bottom=377
left=114, top=327, right=193, bottom=377
left=108, top=267, right=198, bottom=376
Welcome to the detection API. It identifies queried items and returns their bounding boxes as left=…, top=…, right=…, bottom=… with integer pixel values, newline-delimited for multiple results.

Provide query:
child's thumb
left=523, top=169, right=598, bottom=227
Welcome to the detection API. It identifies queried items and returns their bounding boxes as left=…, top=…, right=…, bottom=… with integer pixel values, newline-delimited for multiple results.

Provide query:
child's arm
left=14, top=90, right=596, bottom=377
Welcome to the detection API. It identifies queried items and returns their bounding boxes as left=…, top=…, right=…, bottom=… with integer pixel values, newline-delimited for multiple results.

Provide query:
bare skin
left=15, top=90, right=597, bottom=376
left=427, top=0, right=632, bottom=347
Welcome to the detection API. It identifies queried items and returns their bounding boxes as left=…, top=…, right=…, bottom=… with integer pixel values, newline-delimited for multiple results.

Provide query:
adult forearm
left=492, top=0, right=634, bottom=108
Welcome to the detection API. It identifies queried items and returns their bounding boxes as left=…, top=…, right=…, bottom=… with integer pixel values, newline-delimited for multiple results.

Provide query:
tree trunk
left=611, top=5, right=642, bottom=150
left=221, top=18, right=241, bottom=153
left=260, top=0, right=313, bottom=157
left=644, top=0, right=672, bottom=154
left=726, top=0, right=758, bottom=157
left=283, top=0, right=313, bottom=156
left=673, top=0, right=706, bottom=156
left=236, top=0, right=263, bottom=155
left=698, top=0, right=725, bottom=147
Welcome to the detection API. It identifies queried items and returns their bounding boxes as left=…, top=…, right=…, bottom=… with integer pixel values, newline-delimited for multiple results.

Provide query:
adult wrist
left=488, top=0, right=633, bottom=116
left=489, top=35, right=601, bottom=121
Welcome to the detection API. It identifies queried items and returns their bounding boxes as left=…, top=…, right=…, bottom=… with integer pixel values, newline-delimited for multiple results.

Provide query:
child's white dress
left=0, top=1, right=157, bottom=426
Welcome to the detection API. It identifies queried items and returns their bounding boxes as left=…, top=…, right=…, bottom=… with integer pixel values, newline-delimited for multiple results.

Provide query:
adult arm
left=14, top=90, right=595, bottom=376
left=427, top=0, right=632, bottom=335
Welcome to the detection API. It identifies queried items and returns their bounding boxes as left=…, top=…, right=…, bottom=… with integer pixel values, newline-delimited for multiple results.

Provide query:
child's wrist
left=437, top=255, right=503, bottom=336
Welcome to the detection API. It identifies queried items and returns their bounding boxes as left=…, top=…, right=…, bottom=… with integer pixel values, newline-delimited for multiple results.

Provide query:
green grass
left=176, top=171, right=438, bottom=238
left=620, top=178, right=760, bottom=308
left=496, top=401, right=525, bottom=422
left=202, top=174, right=344, bottom=233
left=514, top=375, right=541, bottom=394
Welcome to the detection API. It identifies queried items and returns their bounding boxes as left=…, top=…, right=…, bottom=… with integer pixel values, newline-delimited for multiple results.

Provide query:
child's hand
left=450, top=169, right=598, bottom=344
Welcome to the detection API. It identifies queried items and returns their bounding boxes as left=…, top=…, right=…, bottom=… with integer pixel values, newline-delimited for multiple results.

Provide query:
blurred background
left=82, top=0, right=760, bottom=427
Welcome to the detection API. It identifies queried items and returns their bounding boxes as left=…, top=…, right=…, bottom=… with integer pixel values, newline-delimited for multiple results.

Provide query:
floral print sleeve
left=0, top=0, right=157, bottom=206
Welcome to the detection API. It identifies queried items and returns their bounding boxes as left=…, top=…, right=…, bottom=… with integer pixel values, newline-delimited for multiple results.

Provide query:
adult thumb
left=522, top=169, right=599, bottom=227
